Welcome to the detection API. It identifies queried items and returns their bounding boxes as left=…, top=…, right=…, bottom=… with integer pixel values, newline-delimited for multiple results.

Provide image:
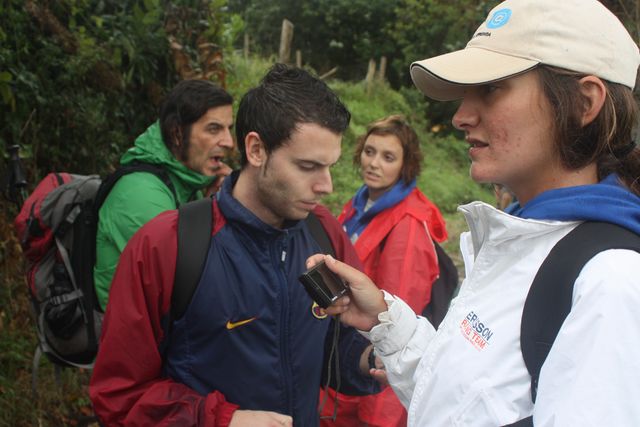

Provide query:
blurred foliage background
left=0, top=0, right=637, bottom=425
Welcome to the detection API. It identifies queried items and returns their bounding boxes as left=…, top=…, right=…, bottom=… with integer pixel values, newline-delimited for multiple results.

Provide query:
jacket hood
left=506, top=174, right=640, bottom=235
left=120, top=121, right=214, bottom=191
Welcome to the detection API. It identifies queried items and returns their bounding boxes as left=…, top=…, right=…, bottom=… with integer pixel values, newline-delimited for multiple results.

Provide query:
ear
left=578, top=76, right=607, bottom=127
left=244, top=131, right=267, bottom=167
left=171, top=126, right=183, bottom=148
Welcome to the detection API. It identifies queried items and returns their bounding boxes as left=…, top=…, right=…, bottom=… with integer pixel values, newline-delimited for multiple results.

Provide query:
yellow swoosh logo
left=226, top=317, right=257, bottom=330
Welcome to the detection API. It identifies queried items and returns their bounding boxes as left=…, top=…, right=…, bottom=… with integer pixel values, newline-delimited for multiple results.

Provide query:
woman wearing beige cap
left=306, top=0, right=640, bottom=425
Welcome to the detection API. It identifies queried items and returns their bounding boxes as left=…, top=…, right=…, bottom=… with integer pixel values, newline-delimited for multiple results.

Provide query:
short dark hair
left=235, top=64, right=351, bottom=167
left=537, top=65, right=640, bottom=195
left=353, top=115, right=423, bottom=183
left=159, top=79, right=233, bottom=160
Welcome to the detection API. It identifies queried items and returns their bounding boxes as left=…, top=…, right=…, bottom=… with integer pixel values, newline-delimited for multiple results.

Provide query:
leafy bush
left=0, top=0, right=241, bottom=180
left=1, top=1, right=170, bottom=177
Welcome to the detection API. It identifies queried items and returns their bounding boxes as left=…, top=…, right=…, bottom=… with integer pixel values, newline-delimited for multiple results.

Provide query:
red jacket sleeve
left=373, top=215, right=438, bottom=313
left=89, top=209, right=238, bottom=427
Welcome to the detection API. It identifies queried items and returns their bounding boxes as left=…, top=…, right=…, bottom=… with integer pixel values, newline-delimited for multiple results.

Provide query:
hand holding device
left=303, top=254, right=389, bottom=331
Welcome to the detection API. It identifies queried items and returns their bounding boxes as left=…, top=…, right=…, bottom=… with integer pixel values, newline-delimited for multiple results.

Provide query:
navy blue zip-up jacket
left=90, top=173, right=376, bottom=426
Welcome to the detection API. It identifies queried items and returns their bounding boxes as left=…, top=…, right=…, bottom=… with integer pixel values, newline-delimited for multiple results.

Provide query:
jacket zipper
left=276, top=233, right=294, bottom=415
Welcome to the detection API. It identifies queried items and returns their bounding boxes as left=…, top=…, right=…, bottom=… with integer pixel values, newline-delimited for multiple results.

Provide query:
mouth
left=364, top=171, right=380, bottom=179
left=208, top=155, right=225, bottom=168
left=300, top=200, right=319, bottom=210
left=467, top=138, right=489, bottom=156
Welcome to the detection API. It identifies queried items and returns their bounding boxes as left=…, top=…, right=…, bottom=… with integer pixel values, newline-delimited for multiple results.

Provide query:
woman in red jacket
left=320, top=115, right=448, bottom=426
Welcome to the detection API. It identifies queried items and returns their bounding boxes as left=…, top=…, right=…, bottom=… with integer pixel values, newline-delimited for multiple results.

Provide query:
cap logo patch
left=487, top=8, right=511, bottom=29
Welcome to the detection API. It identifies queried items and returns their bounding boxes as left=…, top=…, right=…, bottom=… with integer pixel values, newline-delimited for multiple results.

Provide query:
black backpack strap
left=171, top=197, right=214, bottom=320
left=521, top=221, right=640, bottom=403
left=306, top=211, right=335, bottom=257
left=502, top=417, right=533, bottom=427
left=422, top=240, right=459, bottom=328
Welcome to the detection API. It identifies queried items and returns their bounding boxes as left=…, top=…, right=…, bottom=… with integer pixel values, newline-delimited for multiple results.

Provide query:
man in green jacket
left=94, top=80, right=234, bottom=310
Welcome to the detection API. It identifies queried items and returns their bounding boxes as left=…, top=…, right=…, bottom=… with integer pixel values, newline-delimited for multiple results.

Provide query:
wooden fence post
left=365, top=58, right=376, bottom=94
left=279, top=19, right=294, bottom=64
left=295, top=49, right=302, bottom=68
left=377, top=56, right=387, bottom=81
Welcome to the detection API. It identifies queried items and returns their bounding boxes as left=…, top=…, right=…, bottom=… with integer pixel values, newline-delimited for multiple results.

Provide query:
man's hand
left=229, top=410, right=293, bottom=427
left=370, top=368, right=389, bottom=386
left=304, top=254, right=387, bottom=331
left=204, top=161, right=233, bottom=197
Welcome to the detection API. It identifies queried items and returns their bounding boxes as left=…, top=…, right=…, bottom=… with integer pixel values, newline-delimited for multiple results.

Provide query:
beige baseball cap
left=410, top=0, right=640, bottom=101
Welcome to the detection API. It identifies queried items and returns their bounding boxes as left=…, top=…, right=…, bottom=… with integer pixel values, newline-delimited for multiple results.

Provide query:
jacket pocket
left=451, top=380, right=502, bottom=427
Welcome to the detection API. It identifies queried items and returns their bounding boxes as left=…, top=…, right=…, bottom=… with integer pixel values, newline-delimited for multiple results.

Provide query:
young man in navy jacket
left=90, top=64, right=377, bottom=427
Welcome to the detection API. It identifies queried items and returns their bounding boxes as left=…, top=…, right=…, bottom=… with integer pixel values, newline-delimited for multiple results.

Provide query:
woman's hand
left=305, top=254, right=387, bottom=331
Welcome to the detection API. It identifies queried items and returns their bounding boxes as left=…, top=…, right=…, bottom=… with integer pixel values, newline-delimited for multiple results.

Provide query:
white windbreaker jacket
left=364, top=201, right=640, bottom=426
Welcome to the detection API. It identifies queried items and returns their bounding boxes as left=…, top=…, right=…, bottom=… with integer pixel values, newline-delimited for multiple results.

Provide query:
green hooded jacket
left=94, top=122, right=214, bottom=310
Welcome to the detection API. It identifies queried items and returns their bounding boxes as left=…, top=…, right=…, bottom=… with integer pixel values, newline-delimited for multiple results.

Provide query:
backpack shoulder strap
left=95, top=163, right=178, bottom=213
left=172, top=197, right=214, bottom=320
left=306, top=211, right=335, bottom=257
left=521, top=221, right=640, bottom=403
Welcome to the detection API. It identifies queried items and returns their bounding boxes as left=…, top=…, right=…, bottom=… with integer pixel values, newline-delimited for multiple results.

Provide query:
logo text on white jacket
left=460, top=311, right=494, bottom=350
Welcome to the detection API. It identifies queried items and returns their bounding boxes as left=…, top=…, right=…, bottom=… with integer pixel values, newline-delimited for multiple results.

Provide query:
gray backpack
left=14, top=165, right=176, bottom=371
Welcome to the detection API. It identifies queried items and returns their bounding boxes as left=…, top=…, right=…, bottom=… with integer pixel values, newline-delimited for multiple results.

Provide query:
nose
left=452, top=96, right=479, bottom=131
left=219, top=128, right=234, bottom=149
left=369, top=154, right=381, bottom=169
left=313, top=168, right=333, bottom=196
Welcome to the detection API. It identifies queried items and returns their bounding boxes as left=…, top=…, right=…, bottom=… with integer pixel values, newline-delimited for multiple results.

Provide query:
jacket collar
left=459, top=201, right=579, bottom=258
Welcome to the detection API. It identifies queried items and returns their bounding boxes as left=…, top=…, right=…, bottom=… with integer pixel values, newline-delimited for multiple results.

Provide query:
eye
left=480, top=84, right=499, bottom=95
left=384, top=155, right=396, bottom=162
left=207, top=124, right=223, bottom=134
left=298, top=162, right=316, bottom=171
